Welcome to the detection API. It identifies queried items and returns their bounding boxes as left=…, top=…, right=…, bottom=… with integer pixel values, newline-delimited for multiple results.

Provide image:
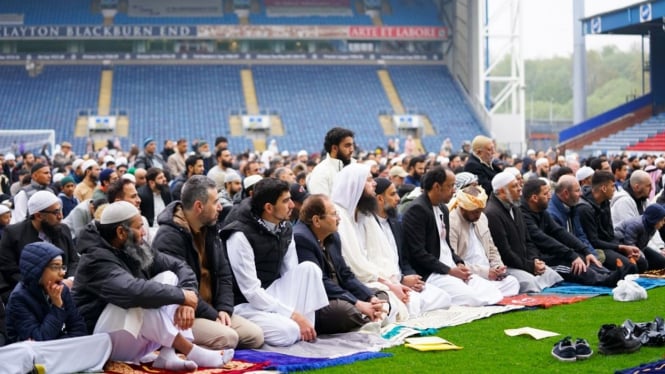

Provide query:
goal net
left=0, top=129, right=56, bottom=157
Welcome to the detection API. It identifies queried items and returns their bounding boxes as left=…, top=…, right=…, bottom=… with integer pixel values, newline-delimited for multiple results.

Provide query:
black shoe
left=552, top=336, right=577, bottom=362
left=598, top=324, right=641, bottom=355
left=574, top=338, right=593, bottom=360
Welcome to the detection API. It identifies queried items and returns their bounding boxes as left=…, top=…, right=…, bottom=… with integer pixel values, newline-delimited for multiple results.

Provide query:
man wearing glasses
left=0, top=190, right=78, bottom=303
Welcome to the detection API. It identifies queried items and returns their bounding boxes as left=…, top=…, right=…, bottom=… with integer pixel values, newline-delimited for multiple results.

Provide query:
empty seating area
left=582, top=114, right=665, bottom=155
left=0, top=65, right=100, bottom=152
left=381, top=0, right=443, bottom=26
left=111, top=65, right=245, bottom=152
left=0, top=0, right=102, bottom=25
left=0, top=64, right=488, bottom=156
left=388, top=65, right=484, bottom=152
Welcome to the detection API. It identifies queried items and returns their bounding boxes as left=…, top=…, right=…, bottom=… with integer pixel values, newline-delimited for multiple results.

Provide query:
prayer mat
left=103, top=359, right=268, bottom=374
left=641, top=269, right=665, bottom=279
left=542, top=277, right=665, bottom=295
left=497, top=294, right=592, bottom=308
left=234, top=349, right=391, bottom=373
left=615, top=358, right=665, bottom=374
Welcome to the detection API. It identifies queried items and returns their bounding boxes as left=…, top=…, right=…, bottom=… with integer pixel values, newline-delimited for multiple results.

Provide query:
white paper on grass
left=504, top=327, right=560, bottom=340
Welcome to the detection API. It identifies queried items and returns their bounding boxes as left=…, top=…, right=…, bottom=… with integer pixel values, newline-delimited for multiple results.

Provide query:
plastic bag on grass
left=612, top=274, right=647, bottom=302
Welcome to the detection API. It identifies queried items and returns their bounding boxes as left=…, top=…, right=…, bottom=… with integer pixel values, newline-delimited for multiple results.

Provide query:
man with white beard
left=73, top=201, right=233, bottom=370
left=331, top=164, right=446, bottom=322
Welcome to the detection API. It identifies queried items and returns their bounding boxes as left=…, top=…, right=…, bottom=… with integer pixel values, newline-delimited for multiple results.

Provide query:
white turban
left=449, top=188, right=488, bottom=211
left=100, top=201, right=139, bottom=225
left=491, top=171, right=516, bottom=192
left=576, top=166, right=594, bottom=182
left=28, top=191, right=60, bottom=215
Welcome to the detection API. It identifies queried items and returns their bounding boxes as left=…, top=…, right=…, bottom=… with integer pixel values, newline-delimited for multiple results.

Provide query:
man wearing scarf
left=448, top=185, right=520, bottom=297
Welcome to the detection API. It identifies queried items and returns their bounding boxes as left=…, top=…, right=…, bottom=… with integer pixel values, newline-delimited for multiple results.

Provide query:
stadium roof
left=582, top=0, right=665, bottom=35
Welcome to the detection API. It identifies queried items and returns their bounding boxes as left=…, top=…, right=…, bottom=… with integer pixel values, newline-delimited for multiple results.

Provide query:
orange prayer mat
left=104, top=359, right=269, bottom=374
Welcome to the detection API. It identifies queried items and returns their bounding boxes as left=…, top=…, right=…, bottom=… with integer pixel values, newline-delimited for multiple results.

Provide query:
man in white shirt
left=307, top=127, right=355, bottom=196
left=220, top=178, right=327, bottom=347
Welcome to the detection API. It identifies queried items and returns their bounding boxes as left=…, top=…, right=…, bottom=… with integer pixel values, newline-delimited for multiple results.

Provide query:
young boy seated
left=3, top=242, right=112, bottom=373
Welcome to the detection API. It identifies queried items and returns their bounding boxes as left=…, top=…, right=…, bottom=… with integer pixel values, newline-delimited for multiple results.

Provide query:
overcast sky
left=520, top=0, right=644, bottom=59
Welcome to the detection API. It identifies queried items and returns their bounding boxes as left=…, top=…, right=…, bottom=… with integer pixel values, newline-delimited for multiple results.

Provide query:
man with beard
left=92, top=168, right=118, bottom=201
left=448, top=186, right=520, bottom=297
left=0, top=191, right=78, bottom=303
left=521, top=178, right=627, bottom=286
left=308, top=127, right=355, bottom=195
left=404, top=156, right=425, bottom=187
left=74, top=160, right=101, bottom=202
left=464, top=135, right=501, bottom=196
left=12, top=163, right=54, bottom=224
left=139, top=168, right=173, bottom=228
left=485, top=172, right=563, bottom=293
left=218, top=172, right=242, bottom=223
left=107, top=178, right=155, bottom=245
left=153, top=176, right=263, bottom=350
left=167, top=138, right=188, bottom=178
left=207, top=148, right=236, bottom=190
left=402, top=167, right=503, bottom=307
left=73, top=201, right=233, bottom=370
left=294, top=194, right=389, bottom=334
left=171, top=155, right=205, bottom=201
left=221, top=178, right=327, bottom=347
left=196, top=141, right=215, bottom=174
left=373, top=177, right=451, bottom=316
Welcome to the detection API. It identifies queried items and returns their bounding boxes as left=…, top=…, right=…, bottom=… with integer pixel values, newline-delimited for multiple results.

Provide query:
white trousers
left=507, top=266, right=564, bottom=293
left=492, top=275, right=521, bottom=297
left=406, top=283, right=452, bottom=317
left=426, top=273, right=503, bottom=306
left=93, top=271, right=193, bottom=363
left=234, top=262, right=328, bottom=347
left=0, top=334, right=112, bottom=374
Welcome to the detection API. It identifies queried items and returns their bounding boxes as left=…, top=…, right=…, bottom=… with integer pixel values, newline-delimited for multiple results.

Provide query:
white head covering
left=535, top=157, right=549, bottom=168
left=225, top=171, right=241, bottom=183
left=503, top=167, right=521, bottom=178
left=331, top=163, right=371, bottom=213
left=491, top=171, right=516, bottom=193
left=243, top=175, right=262, bottom=190
left=576, top=166, right=594, bottom=181
left=100, top=201, right=139, bottom=224
left=72, top=159, right=84, bottom=170
left=4, top=153, right=15, bottom=161
left=28, top=191, right=60, bottom=215
left=121, top=173, right=136, bottom=183
left=52, top=172, right=65, bottom=184
left=0, top=205, right=10, bottom=215
left=82, top=159, right=97, bottom=172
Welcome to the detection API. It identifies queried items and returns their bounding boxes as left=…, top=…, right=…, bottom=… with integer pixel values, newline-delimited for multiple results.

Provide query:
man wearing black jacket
left=294, top=194, right=387, bottom=334
left=73, top=201, right=232, bottom=370
left=153, top=175, right=263, bottom=350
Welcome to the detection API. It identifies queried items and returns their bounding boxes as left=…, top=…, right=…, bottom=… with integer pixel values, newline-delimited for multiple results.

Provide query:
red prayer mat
left=497, top=294, right=592, bottom=308
left=104, top=359, right=269, bottom=374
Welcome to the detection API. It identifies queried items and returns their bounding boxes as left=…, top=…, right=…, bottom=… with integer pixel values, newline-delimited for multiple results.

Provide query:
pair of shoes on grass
left=551, top=336, right=592, bottom=362
left=598, top=324, right=641, bottom=355
left=622, top=316, right=665, bottom=347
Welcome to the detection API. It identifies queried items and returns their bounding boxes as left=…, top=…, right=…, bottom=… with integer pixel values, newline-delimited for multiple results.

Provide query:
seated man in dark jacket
left=521, top=179, right=627, bottom=286
left=153, top=175, right=263, bottom=349
left=294, top=194, right=388, bottom=334
left=5, top=242, right=111, bottom=373
left=73, top=201, right=232, bottom=371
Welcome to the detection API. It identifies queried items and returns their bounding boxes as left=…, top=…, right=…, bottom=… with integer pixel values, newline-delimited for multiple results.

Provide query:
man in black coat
left=294, top=194, right=387, bottom=334
left=0, top=191, right=78, bottom=303
left=402, top=167, right=502, bottom=307
left=138, top=167, right=173, bottom=227
left=73, top=201, right=232, bottom=370
left=153, top=175, right=263, bottom=349
left=463, top=135, right=501, bottom=196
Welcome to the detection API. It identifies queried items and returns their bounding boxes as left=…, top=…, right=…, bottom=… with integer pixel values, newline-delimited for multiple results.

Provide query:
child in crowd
left=58, top=176, right=78, bottom=218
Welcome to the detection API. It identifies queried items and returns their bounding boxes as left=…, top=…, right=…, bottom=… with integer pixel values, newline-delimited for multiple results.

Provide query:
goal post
left=0, top=129, right=56, bottom=157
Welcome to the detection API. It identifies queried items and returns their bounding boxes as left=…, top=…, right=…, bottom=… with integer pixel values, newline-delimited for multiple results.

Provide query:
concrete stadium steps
left=270, top=115, right=284, bottom=136
left=241, top=69, right=260, bottom=115
left=421, top=116, right=436, bottom=136
left=372, top=15, right=383, bottom=26
left=98, top=70, right=113, bottom=116
left=253, top=138, right=266, bottom=152
left=229, top=115, right=243, bottom=136
left=582, top=115, right=665, bottom=154
left=239, top=15, right=249, bottom=25
left=75, top=116, right=88, bottom=137
left=116, top=115, right=129, bottom=137
left=414, top=138, right=425, bottom=154
left=377, top=69, right=405, bottom=114
left=379, top=115, right=396, bottom=136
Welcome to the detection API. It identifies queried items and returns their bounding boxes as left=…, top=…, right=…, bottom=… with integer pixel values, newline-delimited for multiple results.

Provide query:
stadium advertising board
left=0, top=25, right=447, bottom=41
left=0, top=52, right=442, bottom=62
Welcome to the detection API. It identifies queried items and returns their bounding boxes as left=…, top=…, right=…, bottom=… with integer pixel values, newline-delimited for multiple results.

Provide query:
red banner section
left=197, top=25, right=448, bottom=41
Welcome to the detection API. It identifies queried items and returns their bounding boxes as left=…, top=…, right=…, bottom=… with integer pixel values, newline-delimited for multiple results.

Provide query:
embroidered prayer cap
left=243, top=175, right=263, bottom=190
left=100, top=201, right=140, bottom=225
left=28, top=190, right=60, bottom=215
left=491, top=171, right=516, bottom=193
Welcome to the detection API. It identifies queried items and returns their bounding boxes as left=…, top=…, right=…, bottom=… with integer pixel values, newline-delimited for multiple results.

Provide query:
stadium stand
left=581, top=113, right=665, bottom=154
left=380, top=0, right=443, bottom=26
left=0, top=65, right=101, bottom=153
left=0, top=0, right=103, bottom=25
